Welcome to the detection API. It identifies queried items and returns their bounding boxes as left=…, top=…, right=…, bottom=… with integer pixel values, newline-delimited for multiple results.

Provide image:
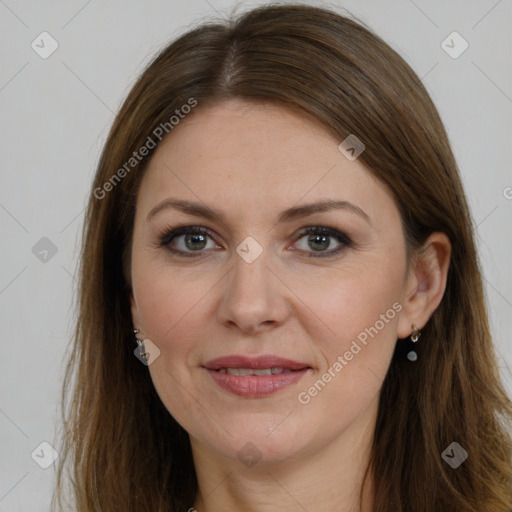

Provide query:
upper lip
left=203, top=355, right=311, bottom=371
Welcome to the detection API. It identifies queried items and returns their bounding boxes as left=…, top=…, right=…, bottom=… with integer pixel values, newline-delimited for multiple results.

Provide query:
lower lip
left=204, top=368, right=309, bottom=398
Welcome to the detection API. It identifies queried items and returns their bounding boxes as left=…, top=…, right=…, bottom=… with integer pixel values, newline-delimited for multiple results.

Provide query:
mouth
left=215, top=367, right=297, bottom=375
left=203, top=355, right=311, bottom=371
left=202, top=355, right=312, bottom=398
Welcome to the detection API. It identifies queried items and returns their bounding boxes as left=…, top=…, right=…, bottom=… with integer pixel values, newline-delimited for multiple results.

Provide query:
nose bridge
left=218, top=234, right=288, bottom=331
left=229, top=235, right=272, bottom=304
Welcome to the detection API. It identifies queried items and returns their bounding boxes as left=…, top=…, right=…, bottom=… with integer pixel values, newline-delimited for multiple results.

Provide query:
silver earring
left=133, top=329, right=144, bottom=351
left=407, top=325, right=421, bottom=362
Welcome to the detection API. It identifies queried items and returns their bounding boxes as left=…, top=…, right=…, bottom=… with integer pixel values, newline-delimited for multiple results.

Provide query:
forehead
left=137, top=100, right=398, bottom=227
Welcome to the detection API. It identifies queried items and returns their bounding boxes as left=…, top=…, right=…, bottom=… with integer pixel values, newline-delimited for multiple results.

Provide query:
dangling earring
left=133, top=328, right=145, bottom=354
left=407, top=324, right=421, bottom=362
left=133, top=328, right=161, bottom=365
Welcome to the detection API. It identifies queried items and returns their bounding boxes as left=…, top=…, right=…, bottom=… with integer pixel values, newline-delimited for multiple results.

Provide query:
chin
left=194, top=413, right=317, bottom=467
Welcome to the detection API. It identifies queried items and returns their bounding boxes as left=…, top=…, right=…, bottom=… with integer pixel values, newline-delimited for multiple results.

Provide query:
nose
left=216, top=243, right=291, bottom=335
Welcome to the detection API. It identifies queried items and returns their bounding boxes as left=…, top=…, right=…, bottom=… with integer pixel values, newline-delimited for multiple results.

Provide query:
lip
left=203, top=355, right=312, bottom=398
left=203, top=355, right=310, bottom=371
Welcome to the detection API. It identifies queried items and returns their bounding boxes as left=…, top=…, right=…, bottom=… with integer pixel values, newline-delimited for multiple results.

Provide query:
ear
left=397, top=232, right=451, bottom=339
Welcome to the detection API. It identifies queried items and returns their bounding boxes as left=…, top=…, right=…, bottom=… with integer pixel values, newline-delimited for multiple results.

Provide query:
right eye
left=160, top=226, right=221, bottom=257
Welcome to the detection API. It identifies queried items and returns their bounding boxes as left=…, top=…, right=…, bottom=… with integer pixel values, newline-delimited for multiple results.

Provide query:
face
left=130, top=99, right=410, bottom=466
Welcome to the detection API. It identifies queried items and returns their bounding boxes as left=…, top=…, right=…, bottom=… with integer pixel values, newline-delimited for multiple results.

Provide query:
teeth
left=253, top=368, right=272, bottom=376
left=221, top=367, right=287, bottom=376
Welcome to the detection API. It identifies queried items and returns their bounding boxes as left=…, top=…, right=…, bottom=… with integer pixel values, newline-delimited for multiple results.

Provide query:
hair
left=54, top=3, right=512, bottom=511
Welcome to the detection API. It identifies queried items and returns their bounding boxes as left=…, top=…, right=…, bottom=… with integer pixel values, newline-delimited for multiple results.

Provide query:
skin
left=129, top=99, right=451, bottom=511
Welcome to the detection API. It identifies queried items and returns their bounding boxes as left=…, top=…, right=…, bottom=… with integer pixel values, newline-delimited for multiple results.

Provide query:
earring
left=133, top=328, right=144, bottom=352
left=407, top=324, right=421, bottom=362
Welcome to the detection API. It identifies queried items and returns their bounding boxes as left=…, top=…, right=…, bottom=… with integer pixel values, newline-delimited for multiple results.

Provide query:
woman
left=54, top=4, right=512, bottom=511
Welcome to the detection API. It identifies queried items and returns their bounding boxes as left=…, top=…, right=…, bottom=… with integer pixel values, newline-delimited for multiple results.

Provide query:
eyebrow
left=147, top=198, right=371, bottom=225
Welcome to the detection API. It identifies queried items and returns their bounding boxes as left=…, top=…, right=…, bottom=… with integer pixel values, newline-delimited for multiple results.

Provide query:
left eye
left=293, top=226, right=351, bottom=257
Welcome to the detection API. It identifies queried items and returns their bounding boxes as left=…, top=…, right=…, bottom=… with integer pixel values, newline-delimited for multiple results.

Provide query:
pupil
left=309, top=234, right=329, bottom=251
left=186, top=233, right=206, bottom=250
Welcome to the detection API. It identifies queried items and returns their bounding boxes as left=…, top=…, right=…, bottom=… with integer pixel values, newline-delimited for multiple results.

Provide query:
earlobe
left=397, top=232, right=451, bottom=339
left=130, top=292, right=141, bottom=331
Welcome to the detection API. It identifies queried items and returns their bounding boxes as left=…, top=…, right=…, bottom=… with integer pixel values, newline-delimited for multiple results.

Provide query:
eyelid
left=159, top=225, right=216, bottom=246
left=293, top=225, right=351, bottom=244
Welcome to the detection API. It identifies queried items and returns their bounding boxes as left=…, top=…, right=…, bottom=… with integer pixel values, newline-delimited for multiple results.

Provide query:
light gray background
left=1, top=0, right=511, bottom=510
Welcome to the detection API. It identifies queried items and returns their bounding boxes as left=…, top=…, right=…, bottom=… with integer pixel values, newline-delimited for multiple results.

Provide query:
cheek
left=291, top=269, right=403, bottom=440
left=133, top=265, right=216, bottom=425
left=290, top=257, right=404, bottom=359
left=135, top=266, right=214, bottom=352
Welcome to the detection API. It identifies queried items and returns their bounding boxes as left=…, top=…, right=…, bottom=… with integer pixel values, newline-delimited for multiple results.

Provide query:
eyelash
left=158, top=225, right=352, bottom=259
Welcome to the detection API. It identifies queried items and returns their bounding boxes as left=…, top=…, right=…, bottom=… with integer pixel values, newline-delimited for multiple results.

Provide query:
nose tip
left=217, top=242, right=290, bottom=333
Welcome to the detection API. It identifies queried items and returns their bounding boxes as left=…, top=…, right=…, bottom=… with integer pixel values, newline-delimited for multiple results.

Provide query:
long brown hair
left=54, top=4, right=512, bottom=511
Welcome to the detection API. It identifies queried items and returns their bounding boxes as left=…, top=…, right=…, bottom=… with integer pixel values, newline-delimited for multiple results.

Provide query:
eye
left=160, top=226, right=220, bottom=257
left=293, top=226, right=352, bottom=257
